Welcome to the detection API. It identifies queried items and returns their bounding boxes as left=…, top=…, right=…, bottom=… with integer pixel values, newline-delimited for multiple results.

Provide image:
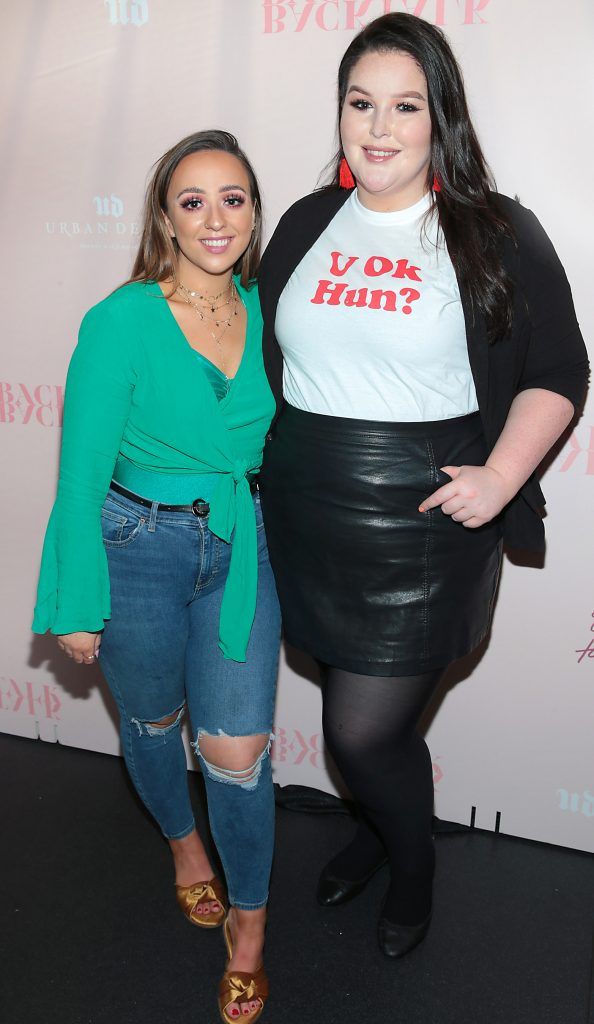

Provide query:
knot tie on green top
left=209, top=459, right=257, bottom=660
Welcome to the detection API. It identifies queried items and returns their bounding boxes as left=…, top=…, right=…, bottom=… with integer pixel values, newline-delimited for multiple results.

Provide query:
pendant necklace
left=177, top=279, right=239, bottom=373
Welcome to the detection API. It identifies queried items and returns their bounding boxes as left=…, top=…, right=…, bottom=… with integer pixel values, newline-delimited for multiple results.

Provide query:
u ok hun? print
left=310, top=249, right=423, bottom=314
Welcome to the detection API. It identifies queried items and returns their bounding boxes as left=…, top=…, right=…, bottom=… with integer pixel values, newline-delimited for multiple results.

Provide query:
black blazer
left=258, top=189, right=589, bottom=552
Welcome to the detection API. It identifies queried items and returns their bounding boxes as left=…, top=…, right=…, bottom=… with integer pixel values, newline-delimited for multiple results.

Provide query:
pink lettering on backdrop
left=0, top=678, right=61, bottom=719
left=272, top=725, right=444, bottom=786
left=262, top=0, right=491, bottom=32
left=462, top=0, right=490, bottom=24
left=272, top=727, right=323, bottom=768
left=318, top=0, right=341, bottom=29
left=262, top=0, right=313, bottom=32
left=0, top=383, right=64, bottom=426
left=344, top=0, right=379, bottom=30
left=559, top=427, right=594, bottom=475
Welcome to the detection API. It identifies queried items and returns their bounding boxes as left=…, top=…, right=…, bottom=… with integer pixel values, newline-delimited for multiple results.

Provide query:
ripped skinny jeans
left=98, top=487, right=281, bottom=910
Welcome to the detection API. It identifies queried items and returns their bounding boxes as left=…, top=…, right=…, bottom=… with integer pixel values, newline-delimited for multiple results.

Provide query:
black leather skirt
left=259, top=404, right=503, bottom=676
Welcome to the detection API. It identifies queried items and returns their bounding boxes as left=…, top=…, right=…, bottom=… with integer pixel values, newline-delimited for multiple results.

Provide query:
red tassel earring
left=339, top=157, right=355, bottom=189
left=432, top=173, right=442, bottom=192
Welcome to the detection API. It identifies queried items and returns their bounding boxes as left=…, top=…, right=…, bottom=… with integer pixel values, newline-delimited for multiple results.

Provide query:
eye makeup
left=178, top=191, right=247, bottom=210
left=348, top=98, right=420, bottom=113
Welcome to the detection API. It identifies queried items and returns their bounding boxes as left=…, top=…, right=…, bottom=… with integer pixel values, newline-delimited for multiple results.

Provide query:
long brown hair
left=127, top=129, right=262, bottom=291
left=323, top=14, right=515, bottom=343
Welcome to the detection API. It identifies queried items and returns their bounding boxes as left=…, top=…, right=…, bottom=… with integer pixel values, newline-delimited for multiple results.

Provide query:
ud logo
left=44, top=198, right=139, bottom=249
left=105, top=0, right=149, bottom=26
left=93, top=195, right=124, bottom=218
left=557, top=789, right=594, bottom=819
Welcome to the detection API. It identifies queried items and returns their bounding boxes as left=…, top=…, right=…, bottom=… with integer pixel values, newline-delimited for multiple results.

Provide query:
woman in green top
left=33, top=131, right=280, bottom=1024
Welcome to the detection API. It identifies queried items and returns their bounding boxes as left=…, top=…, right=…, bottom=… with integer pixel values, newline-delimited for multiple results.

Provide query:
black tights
left=322, top=667, right=444, bottom=925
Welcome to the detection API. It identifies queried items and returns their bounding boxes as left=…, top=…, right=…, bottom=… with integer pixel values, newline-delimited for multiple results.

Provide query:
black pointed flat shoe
left=316, top=857, right=388, bottom=907
left=378, top=911, right=431, bottom=958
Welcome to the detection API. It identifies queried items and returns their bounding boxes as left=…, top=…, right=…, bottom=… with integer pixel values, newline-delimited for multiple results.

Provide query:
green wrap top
left=32, top=278, right=275, bottom=662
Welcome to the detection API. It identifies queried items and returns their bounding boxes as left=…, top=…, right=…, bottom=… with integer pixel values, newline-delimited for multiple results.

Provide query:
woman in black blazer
left=259, top=13, right=588, bottom=959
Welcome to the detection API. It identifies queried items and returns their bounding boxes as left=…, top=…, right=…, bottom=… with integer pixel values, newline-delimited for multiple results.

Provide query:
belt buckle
left=191, top=498, right=209, bottom=518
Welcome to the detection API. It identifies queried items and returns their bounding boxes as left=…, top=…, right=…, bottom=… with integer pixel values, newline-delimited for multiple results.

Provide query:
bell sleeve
left=32, top=299, right=136, bottom=635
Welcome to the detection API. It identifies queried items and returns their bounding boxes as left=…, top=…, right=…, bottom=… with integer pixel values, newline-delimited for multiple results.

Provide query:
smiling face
left=340, top=49, right=432, bottom=212
left=163, top=149, right=255, bottom=286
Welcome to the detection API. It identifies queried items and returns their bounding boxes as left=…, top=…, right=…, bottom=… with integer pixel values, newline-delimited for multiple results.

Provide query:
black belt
left=110, top=478, right=258, bottom=519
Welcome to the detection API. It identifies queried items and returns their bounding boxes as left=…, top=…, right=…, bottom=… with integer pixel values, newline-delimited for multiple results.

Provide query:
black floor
left=2, top=732, right=593, bottom=1024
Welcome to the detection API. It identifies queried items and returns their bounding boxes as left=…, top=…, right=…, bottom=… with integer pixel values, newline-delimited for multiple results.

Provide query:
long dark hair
left=324, top=14, right=514, bottom=342
left=127, top=129, right=262, bottom=290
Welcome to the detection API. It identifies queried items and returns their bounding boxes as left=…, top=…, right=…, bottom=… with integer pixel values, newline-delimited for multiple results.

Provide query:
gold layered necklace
left=178, top=280, right=234, bottom=313
left=177, top=278, right=239, bottom=372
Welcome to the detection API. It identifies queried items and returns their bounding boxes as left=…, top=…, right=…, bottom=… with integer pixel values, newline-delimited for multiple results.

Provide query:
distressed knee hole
left=131, top=703, right=185, bottom=738
left=192, top=731, right=273, bottom=791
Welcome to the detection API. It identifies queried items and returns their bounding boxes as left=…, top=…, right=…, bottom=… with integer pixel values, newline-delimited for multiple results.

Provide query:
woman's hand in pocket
left=57, top=631, right=102, bottom=665
left=419, top=465, right=512, bottom=528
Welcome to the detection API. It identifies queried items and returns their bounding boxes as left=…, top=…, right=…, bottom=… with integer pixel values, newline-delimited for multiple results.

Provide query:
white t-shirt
left=275, top=190, right=478, bottom=421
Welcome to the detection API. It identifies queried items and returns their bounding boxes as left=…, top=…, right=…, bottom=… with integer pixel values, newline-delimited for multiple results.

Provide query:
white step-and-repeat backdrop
left=1, top=0, right=592, bottom=852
